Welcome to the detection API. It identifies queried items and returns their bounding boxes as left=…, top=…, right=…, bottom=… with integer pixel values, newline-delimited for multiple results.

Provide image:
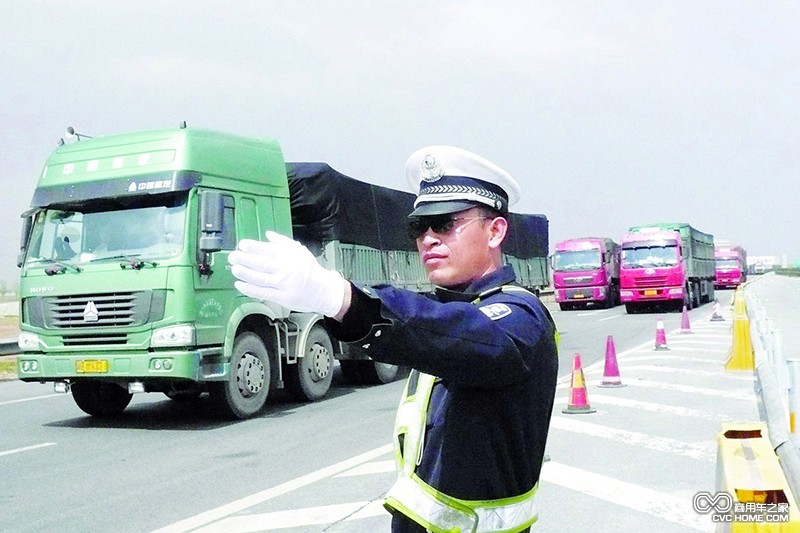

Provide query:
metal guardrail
left=746, top=289, right=800, bottom=504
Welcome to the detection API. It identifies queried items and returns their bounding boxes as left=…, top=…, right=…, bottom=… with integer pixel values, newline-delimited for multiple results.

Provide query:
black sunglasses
left=407, top=216, right=489, bottom=240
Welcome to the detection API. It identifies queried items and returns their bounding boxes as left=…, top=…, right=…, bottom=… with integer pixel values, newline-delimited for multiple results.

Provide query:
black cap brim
left=408, top=200, right=479, bottom=218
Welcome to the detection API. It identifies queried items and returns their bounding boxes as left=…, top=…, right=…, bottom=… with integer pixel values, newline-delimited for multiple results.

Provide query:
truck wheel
left=71, top=380, right=132, bottom=417
left=284, top=325, right=334, bottom=401
left=209, top=332, right=270, bottom=419
left=624, top=303, right=636, bottom=314
left=559, top=303, right=571, bottom=311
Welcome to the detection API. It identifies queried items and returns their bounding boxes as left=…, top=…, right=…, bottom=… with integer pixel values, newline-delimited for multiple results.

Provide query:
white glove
left=228, top=231, right=349, bottom=317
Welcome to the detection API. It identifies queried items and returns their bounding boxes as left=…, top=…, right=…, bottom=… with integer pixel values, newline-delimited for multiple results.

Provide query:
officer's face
left=414, top=207, right=506, bottom=289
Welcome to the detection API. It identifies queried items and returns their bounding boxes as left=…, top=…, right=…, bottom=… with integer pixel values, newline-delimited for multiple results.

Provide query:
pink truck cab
left=715, top=244, right=747, bottom=289
left=552, top=237, right=620, bottom=310
left=619, top=223, right=716, bottom=313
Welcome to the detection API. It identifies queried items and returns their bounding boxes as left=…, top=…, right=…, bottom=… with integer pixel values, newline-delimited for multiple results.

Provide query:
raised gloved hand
left=228, top=231, right=349, bottom=317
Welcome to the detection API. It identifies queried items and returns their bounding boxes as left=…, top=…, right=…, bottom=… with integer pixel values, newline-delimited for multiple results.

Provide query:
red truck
left=620, top=223, right=716, bottom=313
left=552, top=237, right=620, bottom=310
left=715, top=243, right=747, bottom=289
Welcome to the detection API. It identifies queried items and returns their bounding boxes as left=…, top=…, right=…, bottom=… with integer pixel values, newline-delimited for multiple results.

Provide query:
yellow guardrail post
left=726, top=288, right=755, bottom=371
left=715, top=422, right=800, bottom=531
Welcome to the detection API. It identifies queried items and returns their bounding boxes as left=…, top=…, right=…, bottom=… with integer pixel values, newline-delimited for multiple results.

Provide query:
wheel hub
left=308, top=343, right=331, bottom=381
left=237, top=352, right=266, bottom=396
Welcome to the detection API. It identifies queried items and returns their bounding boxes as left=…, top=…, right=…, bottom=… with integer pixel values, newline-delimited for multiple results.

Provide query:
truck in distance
left=714, top=243, right=747, bottom=289
left=619, top=223, right=715, bottom=313
left=552, top=237, right=620, bottom=310
left=15, top=126, right=551, bottom=419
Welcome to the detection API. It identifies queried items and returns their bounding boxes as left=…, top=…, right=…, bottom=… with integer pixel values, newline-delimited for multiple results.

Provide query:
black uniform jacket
left=328, top=265, right=558, bottom=504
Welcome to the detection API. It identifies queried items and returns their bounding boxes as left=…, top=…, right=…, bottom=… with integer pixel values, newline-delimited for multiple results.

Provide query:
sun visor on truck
left=30, top=170, right=201, bottom=208
left=287, top=162, right=418, bottom=253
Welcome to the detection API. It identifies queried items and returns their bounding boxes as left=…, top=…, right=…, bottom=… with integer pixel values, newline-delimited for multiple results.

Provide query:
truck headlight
left=151, top=324, right=195, bottom=347
left=18, top=331, right=41, bottom=351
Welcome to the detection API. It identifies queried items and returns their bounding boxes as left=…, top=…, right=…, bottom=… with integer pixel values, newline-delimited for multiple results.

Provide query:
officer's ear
left=486, top=215, right=507, bottom=251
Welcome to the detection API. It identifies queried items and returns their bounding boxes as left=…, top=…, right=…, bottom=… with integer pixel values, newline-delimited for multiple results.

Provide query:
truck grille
left=49, top=292, right=141, bottom=328
left=22, top=290, right=165, bottom=330
left=62, top=333, right=129, bottom=346
left=632, top=275, right=668, bottom=287
left=562, top=276, right=592, bottom=286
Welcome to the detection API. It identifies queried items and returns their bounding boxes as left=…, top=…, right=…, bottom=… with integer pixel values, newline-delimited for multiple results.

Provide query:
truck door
left=193, top=192, right=237, bottom=346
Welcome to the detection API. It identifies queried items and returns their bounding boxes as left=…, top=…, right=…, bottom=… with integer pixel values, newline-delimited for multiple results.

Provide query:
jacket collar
left=434, top=265, right=517, bottom=303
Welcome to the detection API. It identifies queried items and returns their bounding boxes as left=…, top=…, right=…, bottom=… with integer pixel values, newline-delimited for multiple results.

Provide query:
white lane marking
left=667, top=340, right=731, bottom=347
left=550, top=416, right=714, bottom=460
left=554, top=393, right=734, bottom=421
left=599, top=314, right=621, bottom=322
left=151, top=444, right=392, bottom=533
left=622, top=379, right=754, bottom=400
left=540, top=461, right=708, bottom=531
left=0, top=442, right=56, bottom=457
left=583, top=365, right=746, bottom=379
left=0, top=394, right=63, bottom=406
left=335, top=459, right=394, bottom=477
left=190, top=501, right=388, bottom=533
left=558, top=336, right=656, bottom=384
left=620, top=355, right=721, bottom=365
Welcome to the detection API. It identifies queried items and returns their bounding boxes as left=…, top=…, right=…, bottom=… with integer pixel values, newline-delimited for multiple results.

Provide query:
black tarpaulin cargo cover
left=286, top=162, right=549, bottom=259
left=287, top=162, right=417, bottom=252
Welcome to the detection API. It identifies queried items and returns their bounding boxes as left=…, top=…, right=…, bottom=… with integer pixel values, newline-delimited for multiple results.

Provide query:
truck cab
left=16, top=127, right=313, bottom=419
left=619, top=229, right=688, bottom=312
left=552, top=237, right=619, bottom=310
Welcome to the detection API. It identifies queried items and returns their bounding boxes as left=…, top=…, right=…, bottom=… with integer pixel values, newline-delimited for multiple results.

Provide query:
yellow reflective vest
left=384, top=285, right=548, bottom=533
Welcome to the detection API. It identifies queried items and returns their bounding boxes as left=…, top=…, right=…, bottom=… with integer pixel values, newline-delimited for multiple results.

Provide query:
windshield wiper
left=87, top=254, right=157, bottom=269
left=42, top=259, right=82, bottom=275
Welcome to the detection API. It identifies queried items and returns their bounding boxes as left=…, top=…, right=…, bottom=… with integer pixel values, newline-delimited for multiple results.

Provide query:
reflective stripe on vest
left=385, top=475, right=539, bottom=533
left=385, top=291, right=541, bottom=533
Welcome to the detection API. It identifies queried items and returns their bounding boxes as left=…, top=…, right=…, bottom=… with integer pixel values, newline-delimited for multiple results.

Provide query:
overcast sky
left=2, top=1, right=798, bottom=284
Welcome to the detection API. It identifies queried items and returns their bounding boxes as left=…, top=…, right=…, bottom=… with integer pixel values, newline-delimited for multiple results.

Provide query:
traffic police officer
left=228, top=146, right=558, bottom=533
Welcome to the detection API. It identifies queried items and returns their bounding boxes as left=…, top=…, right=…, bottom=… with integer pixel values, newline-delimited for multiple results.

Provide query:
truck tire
left=209, top=332, right=270, bottom=419
left=624, top=303, right=636, bottom=314
left=284, top=325, right=334, bottom=401
left=71, top=380, right=133, bottom=417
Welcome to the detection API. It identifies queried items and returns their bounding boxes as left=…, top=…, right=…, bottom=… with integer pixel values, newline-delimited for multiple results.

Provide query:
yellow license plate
left=573, top=293, right=586, bottom=299
left=76, top=359, right=109, bottom=373
left=644, top=289, right=657, bottom=296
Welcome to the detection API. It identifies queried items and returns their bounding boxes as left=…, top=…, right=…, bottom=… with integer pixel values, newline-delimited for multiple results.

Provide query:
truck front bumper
left=16, top=347, right=226, bottom=383
left=555, top=286, right=607, bottom=303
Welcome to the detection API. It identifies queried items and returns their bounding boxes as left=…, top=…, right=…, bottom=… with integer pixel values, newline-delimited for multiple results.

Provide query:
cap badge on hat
left=420, top=154, right=444, bottom=182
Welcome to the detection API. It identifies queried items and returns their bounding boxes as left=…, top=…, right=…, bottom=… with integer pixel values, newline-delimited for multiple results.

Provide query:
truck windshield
left=553, top=250, right=601, bottom=271
left=621, top=244, right=679, bottom=267
left=25, top=192, right=187, bottom=267
left=716, top=259, right=740, bottom=269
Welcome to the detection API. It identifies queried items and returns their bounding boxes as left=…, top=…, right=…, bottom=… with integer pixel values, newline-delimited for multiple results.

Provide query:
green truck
left=16, top=126, right=550, bottom=419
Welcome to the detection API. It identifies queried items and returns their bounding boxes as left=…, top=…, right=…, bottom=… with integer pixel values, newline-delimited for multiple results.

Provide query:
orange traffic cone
left=654, top=318, right=669, bottom=350
left=710, top=301, right=725, bottom=322
left=562, top=353, right=596, bottom=414
left=598, top=335, right=626, bottom=388
left=680, top=305, right=692, bottom=334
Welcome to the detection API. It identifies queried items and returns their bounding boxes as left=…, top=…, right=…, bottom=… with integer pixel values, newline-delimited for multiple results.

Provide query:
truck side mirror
left=16, top=215, right=33, bottom=268
left=199, top=191, right=224, bottom=253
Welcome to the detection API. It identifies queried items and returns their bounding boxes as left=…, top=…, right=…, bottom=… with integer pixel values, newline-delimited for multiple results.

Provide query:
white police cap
left=405, top=145, right=520, bottom=217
